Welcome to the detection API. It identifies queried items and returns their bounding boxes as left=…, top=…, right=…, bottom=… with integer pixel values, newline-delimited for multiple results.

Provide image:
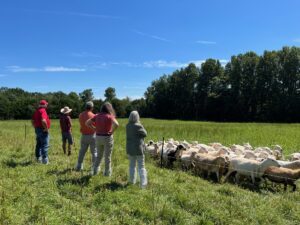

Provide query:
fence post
left=160, top=137, right=165, bottom=168
left=25, top=124, right=27, bottom=142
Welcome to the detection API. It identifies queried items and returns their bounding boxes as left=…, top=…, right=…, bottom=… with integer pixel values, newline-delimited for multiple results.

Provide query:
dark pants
left=35, top=128, right=49, bottom=163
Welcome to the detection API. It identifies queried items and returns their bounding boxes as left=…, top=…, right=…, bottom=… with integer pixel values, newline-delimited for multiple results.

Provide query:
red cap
left=39, top=100, right=48, bottom=106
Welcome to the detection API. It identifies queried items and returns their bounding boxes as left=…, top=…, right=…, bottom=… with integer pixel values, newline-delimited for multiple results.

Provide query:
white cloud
left=23, top=9, right=121, bottom=20
left=44, top=66, right=85, bottom=72
left=7, top=66, right=39, bottom=72
left=88, top=59, right=229, bottom=70
left=133, top=29, right=172, bottom=43
left=196, top=40, right=217, bottom=45
left=293, top=39, right=300, bottom=43
left=141, top=59, right=228, bottom=68
left=219, top=59, right=229, bottom=66
left=142, top=60, right=187, bottom=68
left=65, top=12, right=121, bottom=19
left=7, top=66, right=86, bottom=72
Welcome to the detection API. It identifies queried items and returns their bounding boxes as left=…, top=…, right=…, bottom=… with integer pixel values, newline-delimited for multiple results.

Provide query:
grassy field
left=0, top=119, right=300, bottom=225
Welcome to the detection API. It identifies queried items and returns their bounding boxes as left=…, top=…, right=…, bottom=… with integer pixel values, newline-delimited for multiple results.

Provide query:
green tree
left=79, top=89, right=94, bottom=102
left=104, top=87, right=116, bottom=102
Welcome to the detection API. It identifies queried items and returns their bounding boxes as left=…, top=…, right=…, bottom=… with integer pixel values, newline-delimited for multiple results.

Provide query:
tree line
left=0, top=46, right=300, bottom=122
left=0, top=87, right=146, bottom=120
left=145, top=46, right=300, bottom=122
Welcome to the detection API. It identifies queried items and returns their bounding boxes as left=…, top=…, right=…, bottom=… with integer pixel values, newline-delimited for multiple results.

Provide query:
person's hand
left=43, top=128, right=48, bottom=133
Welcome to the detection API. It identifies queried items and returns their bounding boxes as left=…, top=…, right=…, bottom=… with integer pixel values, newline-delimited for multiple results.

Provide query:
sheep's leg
left=207, top=171, right=211, bottom=179
left=235, top=173, right=240, bottom=184
left=292, top=183, right=296, bottom=192
left=216, top=172, right=220, bottom=183
left=284, top=183, right=287, bottom=191
left=223, top=170, right=233, bottom=183
left=251, top=173, right=255, bottom=185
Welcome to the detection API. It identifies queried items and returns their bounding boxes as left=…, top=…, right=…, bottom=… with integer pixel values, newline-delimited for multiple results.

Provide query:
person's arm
left=112, top=118, right=119, bottom=133
left=68, top=116, right=72, bottom=131
left=41, top=119, right=48, bottom=132
left=137, top=124, right=147, bottom=138
left=85, top=118, right=96, bottom=130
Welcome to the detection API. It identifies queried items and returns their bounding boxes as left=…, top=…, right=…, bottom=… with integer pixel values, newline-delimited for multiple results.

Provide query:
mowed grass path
left=0, top=119, right=300, bottom=225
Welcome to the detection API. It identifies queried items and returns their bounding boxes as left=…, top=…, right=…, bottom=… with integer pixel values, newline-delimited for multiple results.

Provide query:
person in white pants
left=126, top=111, right=148, bottom=188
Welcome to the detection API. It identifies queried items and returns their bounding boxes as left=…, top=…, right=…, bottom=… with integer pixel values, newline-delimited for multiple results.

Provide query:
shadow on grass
left=4, top=158, right=32, bottom=168
left=47, top=168, right=73, bottom=175
left=56, top=175, right=92, bottom=187
left=94, top=181, right=128, bottom=192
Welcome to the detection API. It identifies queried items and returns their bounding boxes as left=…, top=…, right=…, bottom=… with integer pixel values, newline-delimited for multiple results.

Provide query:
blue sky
left=0, top=0, right=299, bottom=99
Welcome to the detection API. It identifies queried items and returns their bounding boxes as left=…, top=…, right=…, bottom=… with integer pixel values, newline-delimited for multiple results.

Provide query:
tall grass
left=0, top=119, right=299, bottom=225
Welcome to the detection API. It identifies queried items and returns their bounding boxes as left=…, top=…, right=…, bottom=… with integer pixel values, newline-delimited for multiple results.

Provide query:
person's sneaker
left=68, top=151, right=71, bottom=156
left=74, top=164, right=83, bottom=172
left=36, top=157, right=42, bottom=163
left=42, top=158, right=49, bottom=165
left=90, top=167, right=100, bottom=176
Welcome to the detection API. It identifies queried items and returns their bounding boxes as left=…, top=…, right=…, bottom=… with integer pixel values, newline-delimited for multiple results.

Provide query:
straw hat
left=60, top=106, right=72, bottom=114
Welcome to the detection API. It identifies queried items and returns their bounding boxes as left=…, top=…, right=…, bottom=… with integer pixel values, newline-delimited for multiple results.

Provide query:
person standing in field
left=59, top=106, right=73, bottom=156
left=86, top=102, right=119, bottom=176
left=75, top=101, right=97, bottom=171
left=32, top=99, right=51, bottom=164
left=126, top=111, right=148, bottom=188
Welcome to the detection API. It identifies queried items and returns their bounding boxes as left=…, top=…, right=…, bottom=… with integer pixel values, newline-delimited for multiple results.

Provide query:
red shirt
left=32, top=108, right=51, bottom=129
left=60, top=114, right=72, bottom=133
left=79, top=111, right=95, bottom=135
left=91, top=113, right=115, bottom=135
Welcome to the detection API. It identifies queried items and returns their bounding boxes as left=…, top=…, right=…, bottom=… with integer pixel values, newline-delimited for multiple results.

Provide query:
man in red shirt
left=75, top=101, right=97, bottom=171
left=32, top=100, right=51, bottom=164
left=59, top=106, right=73, bottom=156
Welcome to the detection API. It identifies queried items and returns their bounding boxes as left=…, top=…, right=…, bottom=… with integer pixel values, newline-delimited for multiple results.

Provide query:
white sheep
left=193, top=153, right=228, bottom=182
left=223, top=158, right=281, bottom=184
left=243, top=143, right=253, bottom=150
left=289, top=153, right=300, bottom=161
left=231, top=144, right=245, bottom=156
left=277, top=160, right=300, bottom=170
left=243, top=150, right=257, bottom=160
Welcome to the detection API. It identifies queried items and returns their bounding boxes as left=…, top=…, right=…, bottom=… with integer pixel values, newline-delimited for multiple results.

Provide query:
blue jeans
left=35, top=128, right=49, bottom=163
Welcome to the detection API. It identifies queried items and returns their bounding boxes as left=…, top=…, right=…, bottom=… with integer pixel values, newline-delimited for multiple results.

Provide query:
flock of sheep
left=145, top=139, right=300, bottom=191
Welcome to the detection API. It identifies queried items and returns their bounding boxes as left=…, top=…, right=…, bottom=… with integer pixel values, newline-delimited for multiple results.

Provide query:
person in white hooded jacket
left=126, top=111, right=148, bottom=188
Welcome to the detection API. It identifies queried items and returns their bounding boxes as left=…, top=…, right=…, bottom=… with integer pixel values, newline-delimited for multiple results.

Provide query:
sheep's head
left=218, top=147, right=229, bottom=155
left=273, top=150, right=283, bottom=160
left=175, top=144, right=186, bottom=159
left=261, top=158, right=280, bottom=168
left=272, top=145, right=283, bottom=153
left=147, top=140, right=154, bottom=146
left=191, top=151, right=197, bottom=158
left=176, top=144, right=186, bottom=151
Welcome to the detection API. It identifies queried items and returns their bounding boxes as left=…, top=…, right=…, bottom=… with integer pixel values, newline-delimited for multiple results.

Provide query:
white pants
left=128, top=155, right=147, bottom=188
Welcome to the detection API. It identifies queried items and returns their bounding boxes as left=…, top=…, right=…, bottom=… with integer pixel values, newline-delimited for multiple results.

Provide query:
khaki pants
left=75, top=134, right=96, bottom=171
left=94, top=135, right=114, bottom=176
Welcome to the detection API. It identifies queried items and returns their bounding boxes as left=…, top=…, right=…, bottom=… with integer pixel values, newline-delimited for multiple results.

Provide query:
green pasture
left=0, top=119, right=300, bottom=225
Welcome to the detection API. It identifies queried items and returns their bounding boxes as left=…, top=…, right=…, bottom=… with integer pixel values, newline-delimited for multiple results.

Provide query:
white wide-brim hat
left=60, top=106, right=72, bottom=114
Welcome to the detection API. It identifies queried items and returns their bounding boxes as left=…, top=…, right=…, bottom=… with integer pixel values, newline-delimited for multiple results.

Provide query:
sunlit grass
left=0, top=119, right=299, bottom=224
